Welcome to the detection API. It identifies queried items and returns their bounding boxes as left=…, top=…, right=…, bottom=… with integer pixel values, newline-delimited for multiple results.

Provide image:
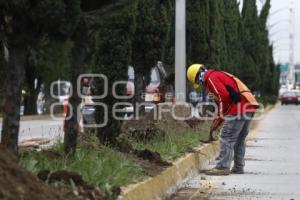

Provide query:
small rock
left=201, top=176, right=206, bottom=180
left=222, top=182, right=226, bottom=186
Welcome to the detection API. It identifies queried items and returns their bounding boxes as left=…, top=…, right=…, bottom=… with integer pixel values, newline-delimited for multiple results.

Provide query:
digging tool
left=200, top=117, right=224, bottom=143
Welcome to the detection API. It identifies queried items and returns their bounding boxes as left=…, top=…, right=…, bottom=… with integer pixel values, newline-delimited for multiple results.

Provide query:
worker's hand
left=200, top=128, right=219, bottom=143
left=210, top=116, right=224, bottom=132
left=200, top=117, right=224, bottom=143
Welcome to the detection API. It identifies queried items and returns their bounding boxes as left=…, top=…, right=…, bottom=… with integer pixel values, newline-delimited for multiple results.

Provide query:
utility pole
left=288, top=0, right=295, bottom=89
left=175, top=0, right=186, bottom=102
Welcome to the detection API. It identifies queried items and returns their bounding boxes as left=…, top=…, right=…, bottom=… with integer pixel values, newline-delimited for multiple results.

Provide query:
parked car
left=280, top=91, right=300, bottom=105
left=126, top=62, right=174, bottom=113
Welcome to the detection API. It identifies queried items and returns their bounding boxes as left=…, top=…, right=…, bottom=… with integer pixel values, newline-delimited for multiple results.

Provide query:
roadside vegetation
left=1, top=0, right=280, bottom=200
left=132, top=125, right=211, bottom=161
left=20, top=145, right=144, bottom=198
left=19, top=124, right=211, bottom=199
left=257, top=95, right=279, bottom=107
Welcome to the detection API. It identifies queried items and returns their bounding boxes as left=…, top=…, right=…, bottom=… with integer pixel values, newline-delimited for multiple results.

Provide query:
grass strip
left=19, top=146, right=144, bottom=198
left=132, top=124, right=211, bottom=161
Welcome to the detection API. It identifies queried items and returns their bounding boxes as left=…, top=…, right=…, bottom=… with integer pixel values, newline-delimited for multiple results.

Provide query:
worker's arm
left=206, top=76, right=231, bottom=116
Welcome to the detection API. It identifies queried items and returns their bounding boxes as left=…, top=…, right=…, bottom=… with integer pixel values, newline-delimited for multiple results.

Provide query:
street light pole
left=288, top=0, right=295, bottom=88
left=175, top=0, right=186, bottom=102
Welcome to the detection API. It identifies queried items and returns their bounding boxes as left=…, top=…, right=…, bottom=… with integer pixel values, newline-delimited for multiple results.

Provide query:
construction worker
left=187, top=64, right=259, bottom=175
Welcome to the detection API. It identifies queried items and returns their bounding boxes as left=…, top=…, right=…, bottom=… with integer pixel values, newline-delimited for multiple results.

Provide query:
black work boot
left=205, top=167, right=230, bottom=176
left=231, top=167, right=244, bottom=174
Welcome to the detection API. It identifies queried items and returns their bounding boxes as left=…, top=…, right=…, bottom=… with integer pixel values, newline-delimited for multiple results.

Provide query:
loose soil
left=1, top=104, right=212, bottom=200
left=0, top=146, right=63, bottom=200
left=37, top=170, right=104, bottom=200
left=39, top=149, right=62, bottom=159
left=122, top=104, right=204, bottom=142
left=115, top=137, right=172, bottom=172
left=133, top=149, right=172, bottom=167
left=119, top=104, right=212, bottom=176
left=133, top=157, right=169, bottom=177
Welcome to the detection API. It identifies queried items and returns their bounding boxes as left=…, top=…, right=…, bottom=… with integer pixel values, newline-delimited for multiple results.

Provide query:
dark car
left=280, top=91, right=300, bottom=105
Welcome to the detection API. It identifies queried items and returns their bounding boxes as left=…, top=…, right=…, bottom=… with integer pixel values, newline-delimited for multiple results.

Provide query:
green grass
left=19, top=146, right=144, bottom=198
left=132, top=125, right=211, bottom=161
left=19, top=123, right=211, bottom=198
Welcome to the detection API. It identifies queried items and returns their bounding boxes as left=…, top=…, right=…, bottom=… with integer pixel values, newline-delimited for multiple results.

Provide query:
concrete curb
left=119, top=142, right=220, bottom=200
left=118, top=103, right=277, bottom=200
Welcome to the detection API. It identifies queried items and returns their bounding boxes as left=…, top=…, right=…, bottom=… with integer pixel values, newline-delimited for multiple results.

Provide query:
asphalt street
left=171, top=104, right=300, bottom=200
left=0, top=118, right=64, bottom=143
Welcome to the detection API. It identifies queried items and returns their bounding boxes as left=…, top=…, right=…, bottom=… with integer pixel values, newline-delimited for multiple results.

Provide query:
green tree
left=22, top=39, right=72, bottom=115
left=63, top=17, right=89, bottom=155
left=223, top=0, right=242, bottom=75
left=63, top=0, right=133, bottom=155
left=186, top=0, right=210, bottom=66
left=130, top=0, right=170, bottom=113
left=89, top=0, right=171, bottom=145
left=258, top=0, right=277, bottom=95
left=187, top=0, right=228, bottom=70
left=160, top=0, right=175, bottom=74
left=0, top=0, right=80, bottom=154
left=240, top=0, right=261, bottom=90
left=57, top=0, right=132, bottom=154
left=208, top=0, right=228, bottom=69
left=92, top=5, right=132, bottom=145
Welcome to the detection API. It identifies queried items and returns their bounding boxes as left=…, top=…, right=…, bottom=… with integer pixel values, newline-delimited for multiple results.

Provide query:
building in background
left=280, top=63, right=300, bottom=89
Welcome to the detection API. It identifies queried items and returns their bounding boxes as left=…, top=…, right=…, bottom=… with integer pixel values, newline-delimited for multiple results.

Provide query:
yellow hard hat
left=187, top=64, right=204, bottom=88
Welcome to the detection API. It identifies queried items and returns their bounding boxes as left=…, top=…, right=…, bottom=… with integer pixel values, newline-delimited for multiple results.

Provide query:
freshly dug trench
left=133, top=149, right=172, bottom=166
left=37, top=170, right=104, bottom=200
left=37, top=170, right=87, bottom=186
left=115, top=138, right=172, bottom=167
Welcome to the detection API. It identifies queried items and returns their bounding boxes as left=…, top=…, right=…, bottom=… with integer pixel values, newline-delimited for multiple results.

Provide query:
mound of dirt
left=0, top=146, right=63, bottom=200
left=122, top=104, right=204, bottom=141
left=38, top=170, right=86, bottom=186
left=40, top=150, right=62, bottom=160
left=37, top=170, right=104, bottom=200
left=134, top=149, right=172, bottom=167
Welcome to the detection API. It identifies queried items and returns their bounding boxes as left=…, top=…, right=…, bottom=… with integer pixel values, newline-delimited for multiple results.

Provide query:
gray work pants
left=216, top=112, right=255, bottom=170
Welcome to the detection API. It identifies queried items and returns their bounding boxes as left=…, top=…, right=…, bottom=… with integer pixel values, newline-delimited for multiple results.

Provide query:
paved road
left=171, top=104, right=300, bottom=200
left=0, top=118, right=64, bottom=143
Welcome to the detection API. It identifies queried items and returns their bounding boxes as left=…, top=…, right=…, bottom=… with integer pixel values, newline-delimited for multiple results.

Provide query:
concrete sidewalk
left=170, top=104, right=300, bottom=200
left=208, top=104, right=300, bottom=199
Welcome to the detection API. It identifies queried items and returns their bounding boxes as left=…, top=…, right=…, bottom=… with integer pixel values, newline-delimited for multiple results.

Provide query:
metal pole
left=175, top=0, right=186, bottom=102
left=288, top=0, right=295, bottom=88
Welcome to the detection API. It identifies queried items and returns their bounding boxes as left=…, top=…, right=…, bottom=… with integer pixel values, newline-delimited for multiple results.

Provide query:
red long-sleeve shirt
left=204, top=69, right=257, bottom=115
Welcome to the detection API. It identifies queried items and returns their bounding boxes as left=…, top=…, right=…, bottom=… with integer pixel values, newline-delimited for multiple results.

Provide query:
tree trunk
left=133, top=71, right=146, bottom=116
left=0, top=41, right=5, bottom=108
left=23, top=62, right=39, bottom=115
left=63, top=19, right=87, bottom=156
left=1, top=45, right=26, bottom=154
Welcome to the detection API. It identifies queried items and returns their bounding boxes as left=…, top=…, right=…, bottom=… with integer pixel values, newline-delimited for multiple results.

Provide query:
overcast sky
left=266, top=0, right=300, bottom=64
left=239, top=0, right=299, bottom=64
